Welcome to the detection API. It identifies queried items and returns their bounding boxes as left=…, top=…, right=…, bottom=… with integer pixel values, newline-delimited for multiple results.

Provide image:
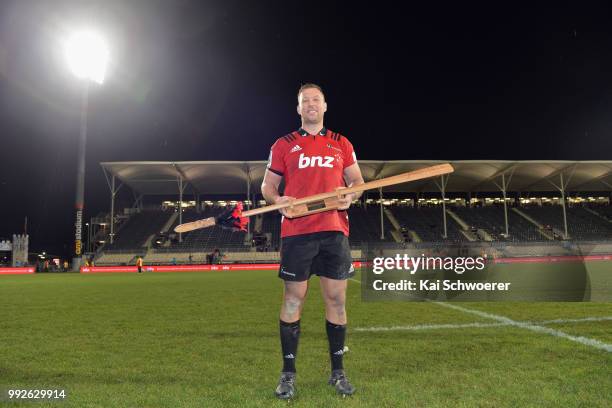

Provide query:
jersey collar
left=298, top=127, right=327, bottom=137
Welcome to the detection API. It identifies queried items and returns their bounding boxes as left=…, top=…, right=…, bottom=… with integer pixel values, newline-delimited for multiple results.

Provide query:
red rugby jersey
left=267, top=127, right=357, bottom=238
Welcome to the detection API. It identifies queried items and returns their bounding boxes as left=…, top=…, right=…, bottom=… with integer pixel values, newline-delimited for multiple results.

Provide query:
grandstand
left=594, top=205, right=612, bottom=221
left=260, top=211, right=282, bottom=250
left=346, top=206, right=394, bottom=245
left=103, top=209, right=173, bottom=250
left=454, top=206, right=544, bottom=241
left=521, top=205, right=612, bottom=241
left=95, top=251, right=144, bottom=266
left=165, top=207, right=249, bottom=251
left=390, top=206, right=466, bottom=242
left=92, top=161, right=612, bottom=265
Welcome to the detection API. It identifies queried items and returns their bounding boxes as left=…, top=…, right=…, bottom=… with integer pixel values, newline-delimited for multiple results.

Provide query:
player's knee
left=283, top=296, right=303, bottom=317
left=324, top=292, right=345, bottom=308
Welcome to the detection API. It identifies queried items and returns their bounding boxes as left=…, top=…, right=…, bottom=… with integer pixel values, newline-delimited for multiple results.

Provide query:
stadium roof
left=100, top=160, right=612, bottom=196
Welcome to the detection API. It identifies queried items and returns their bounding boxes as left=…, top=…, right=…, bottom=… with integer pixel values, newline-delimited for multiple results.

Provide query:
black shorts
left=278, top=231, right=354, bottom=282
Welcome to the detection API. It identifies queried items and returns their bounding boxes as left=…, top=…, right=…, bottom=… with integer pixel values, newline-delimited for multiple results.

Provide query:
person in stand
left=212, top=248, right=224, bottom=264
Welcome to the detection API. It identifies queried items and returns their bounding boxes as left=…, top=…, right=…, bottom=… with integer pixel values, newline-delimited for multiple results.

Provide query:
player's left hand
left=336, top=189, right=356, bottom=210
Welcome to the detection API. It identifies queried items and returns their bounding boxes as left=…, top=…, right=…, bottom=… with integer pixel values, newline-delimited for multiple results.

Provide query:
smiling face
left=297, top=86, right=327, bottom=125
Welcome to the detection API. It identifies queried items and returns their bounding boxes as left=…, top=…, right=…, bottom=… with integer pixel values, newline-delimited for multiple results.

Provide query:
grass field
left=0, top=267, right=611, bottom=407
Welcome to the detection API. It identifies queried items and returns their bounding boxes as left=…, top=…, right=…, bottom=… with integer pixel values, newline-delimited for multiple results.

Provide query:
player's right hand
left=275, top=196, right=296, bottom=218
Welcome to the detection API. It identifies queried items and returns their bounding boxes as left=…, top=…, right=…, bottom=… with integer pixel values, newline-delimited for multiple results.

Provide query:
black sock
left=280, top=319, right=300, bottom=373
left=326, top=320, right=346, bottom=371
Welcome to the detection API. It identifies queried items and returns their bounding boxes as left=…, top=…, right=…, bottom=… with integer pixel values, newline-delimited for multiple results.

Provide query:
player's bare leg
left=276, top=280, right=308, bottom=399
left=320, top=276, right=347, bottom=324
left=280, top=280, right=308, bottom=322
left=320, top=277, right=355, bottom=395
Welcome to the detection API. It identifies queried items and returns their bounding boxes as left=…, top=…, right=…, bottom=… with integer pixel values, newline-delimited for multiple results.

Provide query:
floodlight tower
left=65, top=30, right=109, bottom=270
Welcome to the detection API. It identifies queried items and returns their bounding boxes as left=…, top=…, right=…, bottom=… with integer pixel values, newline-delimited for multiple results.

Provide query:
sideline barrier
left=80, top=262, right=365, bottom=273
left=3, top=256, right=608, bottom=275
left=81, top=264, right=278, bottom=273
left=0, top=267, right=35, bottom=274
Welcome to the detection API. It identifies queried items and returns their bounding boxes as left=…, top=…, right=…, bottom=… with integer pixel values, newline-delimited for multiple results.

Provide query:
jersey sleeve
left=339, top=136, right=357, bottom=169
left=267, top=139, right=287, bottom=176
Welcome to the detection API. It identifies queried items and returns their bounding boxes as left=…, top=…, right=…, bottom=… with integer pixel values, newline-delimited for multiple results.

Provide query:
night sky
left=0, top=1, right=611, bottom=256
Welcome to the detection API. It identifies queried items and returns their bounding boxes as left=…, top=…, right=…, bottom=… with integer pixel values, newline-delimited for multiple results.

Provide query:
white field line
left=348, top=278, right=612, bottom=353
left=355, top=322, right=508, bottom=332
left=436, top=302, right=612, bottom=353
left=354, top=316, right=612, bottom=332
left=538, top=316, right=612, bottom=324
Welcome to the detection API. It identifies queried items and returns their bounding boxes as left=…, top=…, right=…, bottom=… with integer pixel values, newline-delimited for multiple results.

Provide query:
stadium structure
left=90, top=160, right=612, bottom=266
left=4, top=160, right=611, bottom=408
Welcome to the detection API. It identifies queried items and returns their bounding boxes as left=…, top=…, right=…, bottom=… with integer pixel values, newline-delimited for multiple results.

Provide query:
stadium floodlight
left=65, top=30, right=109, bottom=84
left=64, top=29, right=109, bottom=270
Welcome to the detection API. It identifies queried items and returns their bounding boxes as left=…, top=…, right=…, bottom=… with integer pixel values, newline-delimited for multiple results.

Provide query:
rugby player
left=262, top=83, right=364, bottom=399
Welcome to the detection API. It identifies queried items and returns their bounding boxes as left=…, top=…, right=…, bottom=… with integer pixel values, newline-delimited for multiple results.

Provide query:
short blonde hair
left=297, top=83, right=325, bottom=100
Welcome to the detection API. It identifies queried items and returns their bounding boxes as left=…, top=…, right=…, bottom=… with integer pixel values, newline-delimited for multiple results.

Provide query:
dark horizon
left=1, top=1, right=611, bottom=257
